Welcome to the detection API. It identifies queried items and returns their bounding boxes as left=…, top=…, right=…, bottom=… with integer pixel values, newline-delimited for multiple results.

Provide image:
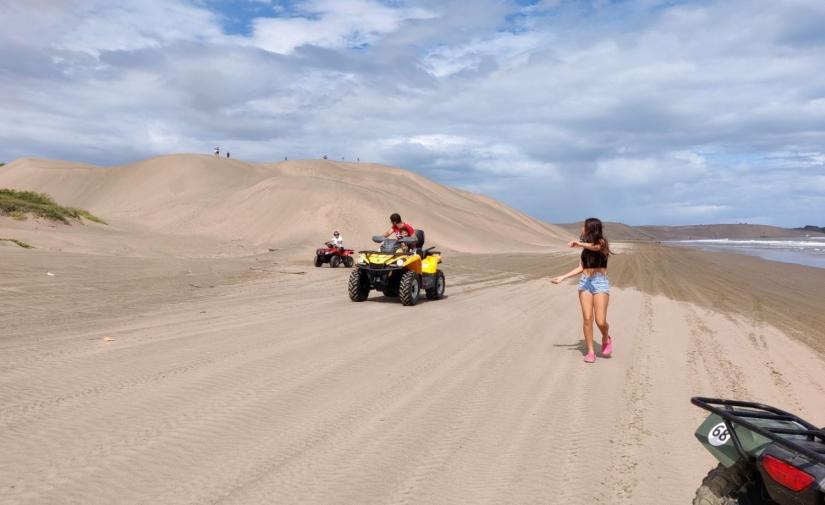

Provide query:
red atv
left=314, top=243, right=355, bottom=268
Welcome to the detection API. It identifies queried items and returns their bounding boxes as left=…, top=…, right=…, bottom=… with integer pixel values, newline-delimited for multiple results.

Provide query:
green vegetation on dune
left=0, top=189, right=106, bottom=225
left=0, top=237, right=33, bottom=248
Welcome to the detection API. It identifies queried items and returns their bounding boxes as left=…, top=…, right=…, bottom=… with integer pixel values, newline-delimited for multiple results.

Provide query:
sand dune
left=0, top=155, right=571, bottom=253
left=558, top=221, right=657, bottom=241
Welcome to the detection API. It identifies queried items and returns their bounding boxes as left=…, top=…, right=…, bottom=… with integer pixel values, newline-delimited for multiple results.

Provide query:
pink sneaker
left=584, top=352, right=596, bottom=363
left=601, top=338, right=613, bottom=358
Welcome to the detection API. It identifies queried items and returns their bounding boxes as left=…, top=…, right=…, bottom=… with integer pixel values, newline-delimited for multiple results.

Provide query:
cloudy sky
left=2, top=0, right=824, bottom=226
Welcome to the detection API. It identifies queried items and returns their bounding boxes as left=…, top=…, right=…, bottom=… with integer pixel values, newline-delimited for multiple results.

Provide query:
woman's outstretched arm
left=567, top=240, right=602, bottom=252
left=551, top=261, right=583, bottom=284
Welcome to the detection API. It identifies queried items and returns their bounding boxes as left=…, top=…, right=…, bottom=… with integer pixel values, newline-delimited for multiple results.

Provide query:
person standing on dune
left=550, top=218, right=613, bottom=363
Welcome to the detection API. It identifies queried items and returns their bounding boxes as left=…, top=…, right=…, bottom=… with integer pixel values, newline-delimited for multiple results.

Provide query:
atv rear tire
left=426, top=270, right=445, bottom=300
left=314, top=255, right=323, bottom=267
left=693, top=463, right=752, bottom=505
left=344, top=256, right=354, bottom=268
left=330, top=255, right=341, bottom=268
left=399, top=270, right=421, bottom=306
left=348, top=269, right=370, bottom=302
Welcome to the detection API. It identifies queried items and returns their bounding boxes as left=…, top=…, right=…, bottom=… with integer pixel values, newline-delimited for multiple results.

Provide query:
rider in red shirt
left=384, top=213, right=415, bottom=239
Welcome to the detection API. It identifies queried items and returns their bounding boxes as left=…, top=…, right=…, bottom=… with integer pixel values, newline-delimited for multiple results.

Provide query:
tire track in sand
left=601, top=293, right=654, bottom=504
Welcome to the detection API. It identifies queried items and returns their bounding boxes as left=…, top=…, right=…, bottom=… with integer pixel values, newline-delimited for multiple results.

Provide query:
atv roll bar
left=691, top=397, right=825, bottom=465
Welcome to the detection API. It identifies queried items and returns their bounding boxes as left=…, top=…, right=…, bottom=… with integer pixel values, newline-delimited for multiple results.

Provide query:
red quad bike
left=314, top=242, right=355, bottom=268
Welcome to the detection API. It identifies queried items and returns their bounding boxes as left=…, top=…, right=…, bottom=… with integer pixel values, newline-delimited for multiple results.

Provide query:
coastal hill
left=557, top=222, right=825, bottom=241
left=0, top=155, right=572, bottom=253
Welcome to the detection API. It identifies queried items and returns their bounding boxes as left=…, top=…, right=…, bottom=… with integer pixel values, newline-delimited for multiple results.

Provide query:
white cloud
left=421, top=31, right=548, bottom=78
left=249, top=0, right=435, bottom=54
left=664, top=204, right=730, bottom=217
left=595, top=151, right=708, bottom=188
left=1, top=0, right=825, bottom=225
left=0, top=0, right=226, bottom=55
left=379, top=134, right=556, bottom=178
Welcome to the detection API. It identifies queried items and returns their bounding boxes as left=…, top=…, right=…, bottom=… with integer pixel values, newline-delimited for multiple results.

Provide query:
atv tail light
left=761, top=454, right=815, bottom=492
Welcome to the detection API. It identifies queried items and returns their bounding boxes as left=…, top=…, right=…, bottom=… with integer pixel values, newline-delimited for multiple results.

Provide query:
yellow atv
left=348, top=229, right=445, bottom=306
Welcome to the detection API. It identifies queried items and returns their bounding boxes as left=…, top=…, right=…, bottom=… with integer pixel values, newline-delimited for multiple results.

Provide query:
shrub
left=0, top=188, right=106, bottom=224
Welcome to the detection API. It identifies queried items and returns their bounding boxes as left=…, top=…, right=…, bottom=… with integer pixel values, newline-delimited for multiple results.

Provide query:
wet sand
left=454, top=243, right=825, bottom=355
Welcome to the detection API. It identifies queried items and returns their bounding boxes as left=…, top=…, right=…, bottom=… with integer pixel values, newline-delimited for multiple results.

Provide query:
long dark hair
left=583, top=217, right=610, bottom=257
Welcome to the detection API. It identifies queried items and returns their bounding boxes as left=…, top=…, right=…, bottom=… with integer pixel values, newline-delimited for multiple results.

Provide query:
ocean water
left=672, top=237, right=825, bottom=269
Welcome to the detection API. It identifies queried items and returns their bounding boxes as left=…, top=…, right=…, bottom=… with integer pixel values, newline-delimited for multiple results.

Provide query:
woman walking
left=551, top=218, right=612, bottom=363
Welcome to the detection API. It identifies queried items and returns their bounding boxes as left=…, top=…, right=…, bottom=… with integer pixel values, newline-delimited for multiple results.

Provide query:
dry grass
left=0, top=237, right=33, bottom=248
left=0, top=189, right=106, bottom=225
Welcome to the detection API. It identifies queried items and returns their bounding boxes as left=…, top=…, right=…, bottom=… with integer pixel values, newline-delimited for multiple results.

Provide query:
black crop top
left=581, top=248, right=608, bottom=269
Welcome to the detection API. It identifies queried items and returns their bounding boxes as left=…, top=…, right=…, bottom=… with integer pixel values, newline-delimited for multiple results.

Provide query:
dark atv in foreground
left=692, top=397, right=825, bottom=504
left=348, top=230, right=445, bottom=306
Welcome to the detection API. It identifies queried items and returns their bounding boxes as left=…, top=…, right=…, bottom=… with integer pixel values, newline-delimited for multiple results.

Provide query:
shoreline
left=664, top=239, right=825, bottom=270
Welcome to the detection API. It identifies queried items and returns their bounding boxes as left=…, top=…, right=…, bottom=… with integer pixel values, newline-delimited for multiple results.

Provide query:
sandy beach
left=2, top=242, right=824, bottom=505
left=5, top=1, right=825, bottom=501
left=2, top=156, right=825, bottom=504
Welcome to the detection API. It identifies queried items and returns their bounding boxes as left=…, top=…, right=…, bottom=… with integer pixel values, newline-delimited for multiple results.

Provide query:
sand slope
left=558, top=221, right=657, bottom=240
left=0, top=155, right=571, bottom=253
left=1, top=247, right=824, bottom=505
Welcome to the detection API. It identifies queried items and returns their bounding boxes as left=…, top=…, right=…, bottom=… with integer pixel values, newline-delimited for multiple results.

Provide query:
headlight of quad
left=358, top=256, right=367, bottom=264
left=396, top=259, right=405, bottom=267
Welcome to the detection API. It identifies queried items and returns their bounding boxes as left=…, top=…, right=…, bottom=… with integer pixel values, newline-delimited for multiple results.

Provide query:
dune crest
left=0, top=154, right=571, bottom=253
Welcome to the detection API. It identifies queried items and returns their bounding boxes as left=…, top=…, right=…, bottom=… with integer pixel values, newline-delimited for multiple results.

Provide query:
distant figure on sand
left=323, top=155, right=327, bottom=160
left=226, top=152, right=230, bottom=159
left=214, top=146, right=220, bottom=157
left=550, top=218, right=613, bottom=363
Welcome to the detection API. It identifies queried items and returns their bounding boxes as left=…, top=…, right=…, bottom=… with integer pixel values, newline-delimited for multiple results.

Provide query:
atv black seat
left=415, top=229, right=425, bottom=248
left=413, top=229, right=425, bottom=256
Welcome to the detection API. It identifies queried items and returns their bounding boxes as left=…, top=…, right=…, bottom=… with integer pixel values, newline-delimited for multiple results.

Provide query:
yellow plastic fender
left=421, top=254, right=440, bottom=274
left=398, top=256, right=422, bottom=273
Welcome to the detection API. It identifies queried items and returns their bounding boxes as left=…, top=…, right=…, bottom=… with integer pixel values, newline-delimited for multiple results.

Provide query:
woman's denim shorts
left=578, top=272, right=610, bottom=294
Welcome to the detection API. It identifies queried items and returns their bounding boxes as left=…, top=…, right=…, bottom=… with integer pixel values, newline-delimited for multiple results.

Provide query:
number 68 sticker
left=708, top=422, right=731, bottom=447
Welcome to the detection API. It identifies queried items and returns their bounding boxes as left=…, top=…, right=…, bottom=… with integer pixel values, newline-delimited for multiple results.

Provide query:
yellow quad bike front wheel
left=348, top=231, right=445, bottom=306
